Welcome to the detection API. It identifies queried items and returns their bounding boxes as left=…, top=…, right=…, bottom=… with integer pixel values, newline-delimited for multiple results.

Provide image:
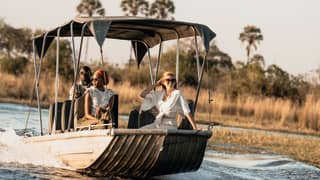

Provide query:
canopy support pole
left=52, top=27, right=61, bottom=134
left=192, top=26, right=201, bottom=81
left=154, top=40, right=162, bottom=84
left=147, top=48, right=154, bottom=84
left=176, top=38, right=180, bottom=86
left=34, top=32, right=48, bottom=136
left=67, top=23, right=87, bottom=131
left=193, top=52, right=208, bottom=115
left=70, top=22, right=77, bottom=79
left=174, top=29, right=180, bottom=87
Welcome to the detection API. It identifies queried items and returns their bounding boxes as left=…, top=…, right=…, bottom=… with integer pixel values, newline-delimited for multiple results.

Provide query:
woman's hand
left=156, top=79, right=162, bottom=86
left=167, top=81, right=175, bottom=90
left=95, top=106, right=103, bottom=119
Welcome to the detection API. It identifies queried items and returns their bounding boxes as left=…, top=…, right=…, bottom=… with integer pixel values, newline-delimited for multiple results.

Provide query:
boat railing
left=76, top=122, right=115, bottom=131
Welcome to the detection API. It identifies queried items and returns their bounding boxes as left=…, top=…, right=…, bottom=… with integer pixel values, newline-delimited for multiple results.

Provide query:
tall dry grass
left=0, top=72, right=71, bottom=107
left=1, top=71, right=319, bottom=133
left=110, top=82, right=320, bottom=133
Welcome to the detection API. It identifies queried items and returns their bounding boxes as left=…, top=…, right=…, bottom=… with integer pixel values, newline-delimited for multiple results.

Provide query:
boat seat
left=61, top=100, right=75, bottom=131
left=74, top=94, right=119, bottom=128
left=127, top=107, right=157, bottom=129
left=178, top=100, right=194, bottom=130
left=48, top=102, right=64, bottom=134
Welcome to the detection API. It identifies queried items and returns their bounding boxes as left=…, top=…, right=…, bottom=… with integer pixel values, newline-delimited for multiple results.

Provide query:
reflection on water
left=0, top=103, right=320, bottom=179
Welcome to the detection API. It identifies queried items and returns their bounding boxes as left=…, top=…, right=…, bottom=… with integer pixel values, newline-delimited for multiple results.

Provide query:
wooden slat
left=79, top=129, right=211, bottom=178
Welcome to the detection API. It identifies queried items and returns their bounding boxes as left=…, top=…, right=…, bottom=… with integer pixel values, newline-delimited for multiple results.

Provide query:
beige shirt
left=141, top=89, right=190, bottom=128
left=87, top=86, right=114, bottom=116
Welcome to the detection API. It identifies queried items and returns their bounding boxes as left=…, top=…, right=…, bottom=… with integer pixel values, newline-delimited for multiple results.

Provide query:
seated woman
left=140, top=71, right=197, bottom=130
left=79, top=69, right=115, bottom=127
left=69, top=66, right=92, bottom=99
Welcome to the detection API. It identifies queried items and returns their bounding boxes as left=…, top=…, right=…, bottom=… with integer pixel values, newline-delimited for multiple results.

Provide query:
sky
left=1, top=0, right=320, bottom=75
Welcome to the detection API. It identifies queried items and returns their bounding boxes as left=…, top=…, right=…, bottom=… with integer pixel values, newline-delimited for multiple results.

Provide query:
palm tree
left=76, top=0, right=105, bottom=61
left=239, top=25, right=263, bottom=63
left=120, top=0, right=149, bottom=16
left=149, top=0, right=175, bottom=20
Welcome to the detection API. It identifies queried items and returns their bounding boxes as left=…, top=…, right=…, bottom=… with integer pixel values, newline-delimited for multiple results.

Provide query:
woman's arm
left=106, top=95, right=115, bottom=110
left=140, top=84, right=156, bottom=98
left=84, top=93, right=98, bottom=120
left=185, top=112, right=198, bottom=130
left=177, top=90, right=198, bottom=130
left=140, top=80, right=161, bottom=98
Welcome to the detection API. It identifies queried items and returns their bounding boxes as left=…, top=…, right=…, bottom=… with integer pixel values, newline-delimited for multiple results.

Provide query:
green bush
left=0, top=56, right=29, bottom=75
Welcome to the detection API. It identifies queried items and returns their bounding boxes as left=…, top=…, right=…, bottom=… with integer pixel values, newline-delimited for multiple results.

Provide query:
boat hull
left=25, top=129, right=212, bottom=178
left=82, top=129, right=212, bottom=178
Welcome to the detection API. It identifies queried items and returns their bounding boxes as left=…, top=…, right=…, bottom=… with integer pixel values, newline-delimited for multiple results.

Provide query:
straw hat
left=159, top=71, right=176, bottom=84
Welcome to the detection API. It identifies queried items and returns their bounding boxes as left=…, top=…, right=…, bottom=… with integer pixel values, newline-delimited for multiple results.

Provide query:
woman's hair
left=81, top=66, right=92, bottom=86
left=94, top=70, right=109, bottom=85
left=82, top=66, right=92, bottom=76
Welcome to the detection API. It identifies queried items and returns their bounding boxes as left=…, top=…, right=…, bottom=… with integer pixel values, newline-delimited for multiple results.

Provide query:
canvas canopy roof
left=34, top=16, right=216, bottom=65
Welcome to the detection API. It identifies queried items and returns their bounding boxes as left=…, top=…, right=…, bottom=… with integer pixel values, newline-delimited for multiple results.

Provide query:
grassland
left=1, top=71, right=320, bottom=134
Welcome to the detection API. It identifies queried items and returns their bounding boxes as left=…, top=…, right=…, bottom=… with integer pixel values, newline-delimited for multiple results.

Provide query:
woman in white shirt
left=140, top=71, right=197, bottom=130
left=80, top=69, right=114, bottom=126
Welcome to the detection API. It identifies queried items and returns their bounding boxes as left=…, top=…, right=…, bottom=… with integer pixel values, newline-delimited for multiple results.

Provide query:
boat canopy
left=34, top=16, right=215, bottom=65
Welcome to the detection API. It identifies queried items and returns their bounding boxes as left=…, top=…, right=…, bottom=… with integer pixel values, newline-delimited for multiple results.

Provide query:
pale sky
left=1, top=0, right=320, bottom=75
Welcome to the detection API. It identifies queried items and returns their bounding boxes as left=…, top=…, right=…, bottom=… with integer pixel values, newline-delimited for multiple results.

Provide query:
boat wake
left=0, top=128, right=67, bottom=169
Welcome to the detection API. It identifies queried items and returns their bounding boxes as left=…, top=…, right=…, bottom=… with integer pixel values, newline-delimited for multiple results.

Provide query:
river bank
left=208, top=127, right=320, bottom=169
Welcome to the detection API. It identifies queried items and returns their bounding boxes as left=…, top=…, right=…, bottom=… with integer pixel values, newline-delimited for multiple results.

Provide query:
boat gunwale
left=23, top=128, right=212, bottom=143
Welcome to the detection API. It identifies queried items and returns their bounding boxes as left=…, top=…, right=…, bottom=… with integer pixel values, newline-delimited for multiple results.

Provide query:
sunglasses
left=92, top=77, right=102, bottom=81
left=165, top=78, right=176, bottom=82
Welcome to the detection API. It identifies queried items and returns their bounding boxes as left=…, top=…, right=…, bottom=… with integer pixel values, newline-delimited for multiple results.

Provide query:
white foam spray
left=0, top=128, right=69, bottom=169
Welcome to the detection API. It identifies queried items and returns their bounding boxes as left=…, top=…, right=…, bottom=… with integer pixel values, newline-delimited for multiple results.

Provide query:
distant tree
left=76, top=0, right=105, bottom=17
left=249, top=54, right=265, bottom=67
left=149, top=0, right=175, bottom=20
left=316, top=65, right=320, bottom=85
left=120, top=0, right=149, bottom=16
left=0, top=56, right=29, bottom=75
left=239, top=25, right=263, bottom=63
left=42, top=40, right=74, bottom=80
left=76, top=0, right=105, bottom=61
left=265, top=64, right=290, bottom=98
left=120, top=0, right=149, bottom=63
left=207, top=44, right=233, bottom=72
left=0, top=19, right=32, bottom=59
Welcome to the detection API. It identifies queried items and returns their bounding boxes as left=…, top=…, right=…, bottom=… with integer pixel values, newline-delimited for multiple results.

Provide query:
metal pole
left=70, top=22, right=77, bottom=79
left=192, top=26, right=201, bottom=81
left=67, top=23, right=87, bottom=130
left=193, top=53, right=208, bottom=114
left=34, top=32, right=48, bottom=136
left=53, top=27, right=61, bottom=134
left=154, top=41, right=162, bottom=84
left=147, top=48, right=154, bottom=84
left=176, top=38, right=180, bottom=87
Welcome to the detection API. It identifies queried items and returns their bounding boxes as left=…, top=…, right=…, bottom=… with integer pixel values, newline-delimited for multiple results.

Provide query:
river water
left=0, top=103, right=319, bottom=180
